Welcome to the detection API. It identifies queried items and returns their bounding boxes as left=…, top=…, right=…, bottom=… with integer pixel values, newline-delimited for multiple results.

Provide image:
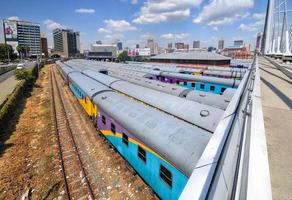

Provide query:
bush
left=0, top=64, right=39, bottom=129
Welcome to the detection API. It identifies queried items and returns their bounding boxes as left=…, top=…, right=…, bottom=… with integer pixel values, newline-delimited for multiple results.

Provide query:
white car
left=16, top=63, right=25, bottom=69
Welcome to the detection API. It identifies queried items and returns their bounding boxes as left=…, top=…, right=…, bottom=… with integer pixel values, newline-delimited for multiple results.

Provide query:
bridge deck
left=259, top=57, right=292, bottom=200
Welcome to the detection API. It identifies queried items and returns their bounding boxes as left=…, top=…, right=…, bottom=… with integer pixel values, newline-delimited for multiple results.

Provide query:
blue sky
left=0, top=0, right=269, bottom=50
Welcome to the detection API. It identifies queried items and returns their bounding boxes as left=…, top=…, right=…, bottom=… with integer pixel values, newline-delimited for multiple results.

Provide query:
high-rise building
left=218, top=39, right=224, bottom=50
left=136, top=44, right=140, bottom=49
left=53, top=28, right=80, bottom=58
left=117, top=42, right=123, bottom=50
left=184, top=44, right=189, bottom=50
left=40, top=33, right=48, bottom=57
left=147, top=38, right=155, bottom=55
left=168, top=43, right=173, bottom=49
left=193, top=41, right=200, bottom=49
left=256, top=32, right=263, bottom=52
left=3, top=19, right=41, bottom=55
left=175, top=42, right=185, bottom=49
left=234, top=40, right=244, bottom=46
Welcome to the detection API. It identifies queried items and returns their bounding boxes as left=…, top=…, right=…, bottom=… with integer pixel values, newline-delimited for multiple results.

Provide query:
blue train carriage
left=149, top=71, right=240, bottom=95
left=93, top=91, right=212, bottom=200
left=66, top=72, right=111, bottom=118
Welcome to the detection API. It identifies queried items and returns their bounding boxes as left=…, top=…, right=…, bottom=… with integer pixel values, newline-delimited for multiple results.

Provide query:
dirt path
left=0, top=65, right=62, bottom=200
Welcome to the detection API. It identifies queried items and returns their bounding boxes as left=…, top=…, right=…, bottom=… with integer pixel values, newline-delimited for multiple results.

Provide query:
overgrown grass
left=0, top=64, right=41, bottom=130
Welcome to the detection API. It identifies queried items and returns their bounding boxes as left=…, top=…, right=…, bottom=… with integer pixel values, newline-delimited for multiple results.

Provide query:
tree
left=117, top=50, right=130, bottom=62
left=0, top=43, right=17, bottom=62
left=16, top=45, right=30, bottom=59
left=14, top=68, right=32, bottom=81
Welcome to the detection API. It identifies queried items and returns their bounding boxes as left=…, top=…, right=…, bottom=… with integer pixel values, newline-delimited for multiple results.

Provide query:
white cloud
left=238, top=12, right=265, bottom=32
left=98, top=28, right=111, bottom=33
left=7, top=16, right=19, bottom=21
left=161, top=33, right=189, bottom=39
left=213, top=26, right=218, bottom=31
left=193, top=0, right=254, bottom=26
left=105, top=35, right=113, bottom=39
left=252, top=12, right=265, bottom=21
left=131, top=0, right=138, bottom=4
left=133, top=0, right=202, bottom=24
left=44, top=19, right=65, bottom=30
left=100, top=19, right=137, bottom=32
left=75, top=8, right=95, bottom=14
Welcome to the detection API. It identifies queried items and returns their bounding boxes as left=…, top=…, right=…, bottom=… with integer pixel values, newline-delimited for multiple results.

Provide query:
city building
left=2, top=19, right=41, bottom=56
left=256, top=32, right=263, bottom=52
left=136, top=44, right=140, bottom=49
left=150, top=51, right=230, bottom=66
left=184, top=44, right=189, bottom=50
left=40, top=33, right=48, bottom=57
left=87, top=43, right=117, bottom=61
left=96, top=40, right=102, bottom=45
left=53, top=28, right=80, bottom=58
left=234, top=40, right=244, bottom=46
left=218, top=39, right=224, bottom=50
left=168, top=43, right=173, bottom=49
left=147, top=38, right=158, bottom=55
left=117, top=42, right=123, bottom=50
left=223, top=45, right=251, bottom=59
left=193, top=41, right=200, bottom=49
left=175, top=42, right=185, bottom=50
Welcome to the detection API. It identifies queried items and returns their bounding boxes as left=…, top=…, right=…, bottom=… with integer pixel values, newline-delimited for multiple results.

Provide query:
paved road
left=259, top=57, right=292, bottom=200
left=0, top=70, right=15, bottom=83
left=0, top=76, right=18, bottom=106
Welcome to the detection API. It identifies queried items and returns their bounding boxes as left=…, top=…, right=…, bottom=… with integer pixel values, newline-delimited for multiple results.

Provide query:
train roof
left=93, top=91, right=212, bottom=176
left=185, top=91, right=231, bottom=110
left=81, top=69, right=224, bottom=132
left=159, top=71, right=241, bottom=87
left=68, top=72, right=112, bottom=98
left=109, top=71, right=192, bottom=97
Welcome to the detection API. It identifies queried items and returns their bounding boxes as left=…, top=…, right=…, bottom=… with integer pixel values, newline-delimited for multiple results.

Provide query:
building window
left=111, top=123, right=116, bottom=134
left=191, top=83, right=196, bottom=88
left=210, top=86, right=215, bottom=91
left=183, top=82, right=187, bottom=86
left=221, top=88, right=226, bottom=94
left=138, top=146, right=146, bottom=163
left=159, top=165, right=172, bottom=188
left=200, top=84, right=205, bottom=89
left=122, top=133, right=129, bottom=146
left=102, top=115, right=106, bottom=125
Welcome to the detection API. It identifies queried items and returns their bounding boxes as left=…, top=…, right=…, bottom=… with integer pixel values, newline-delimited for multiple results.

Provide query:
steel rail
left=51, top=66, right=95, bottom=200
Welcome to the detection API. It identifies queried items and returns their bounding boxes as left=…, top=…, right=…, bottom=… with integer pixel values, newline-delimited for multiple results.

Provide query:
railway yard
left=0, top=57, right=277, bottom=199
left=0, top=65, right=156, bottom=199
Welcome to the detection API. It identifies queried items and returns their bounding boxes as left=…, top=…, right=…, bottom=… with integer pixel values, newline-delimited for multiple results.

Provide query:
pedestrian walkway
left=259, top=56, right=292, bottom=200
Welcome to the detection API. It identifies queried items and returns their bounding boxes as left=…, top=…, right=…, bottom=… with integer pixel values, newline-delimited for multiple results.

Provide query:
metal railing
left=179, top=56, right=272, bottom=200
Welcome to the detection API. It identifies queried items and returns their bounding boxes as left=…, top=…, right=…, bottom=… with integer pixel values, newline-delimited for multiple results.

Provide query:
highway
left=259, top=56, right=292, bottom=200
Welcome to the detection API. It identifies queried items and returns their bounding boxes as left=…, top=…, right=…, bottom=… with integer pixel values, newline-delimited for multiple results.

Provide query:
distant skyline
left=0, top=0, right=271, bottom=50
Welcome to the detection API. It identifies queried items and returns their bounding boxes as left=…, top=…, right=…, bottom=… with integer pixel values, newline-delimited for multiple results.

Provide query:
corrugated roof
left=150, top=51, right=231, bottom=61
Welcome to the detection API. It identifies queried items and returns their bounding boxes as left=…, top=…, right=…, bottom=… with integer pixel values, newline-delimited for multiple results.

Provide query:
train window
left=183, top=82, right=187, bottom=86
left=176, top=81, right=179, bottom=84
left=191, top=83, right=195, bottom=88
left=122, top=133, right=129, bottom=146
left=200, top=84, right=205, bottom=89
left=221, top=88, right=226, bottom=93
left=111, top=123, right=116, bottom=134
left=138, top=146, right=146, bottom=163
left=210, top=86, right=215, bottom=91
left=159, top=164, right=172, bottom=188
left=102, top=115, right=106, bottom=125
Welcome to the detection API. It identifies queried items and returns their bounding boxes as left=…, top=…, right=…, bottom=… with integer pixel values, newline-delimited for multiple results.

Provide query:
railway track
left=50, top=66, right=95, bottom=200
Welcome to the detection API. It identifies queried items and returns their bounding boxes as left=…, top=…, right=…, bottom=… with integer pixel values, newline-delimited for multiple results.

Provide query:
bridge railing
left=179, top=56, right=272, bottom=200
